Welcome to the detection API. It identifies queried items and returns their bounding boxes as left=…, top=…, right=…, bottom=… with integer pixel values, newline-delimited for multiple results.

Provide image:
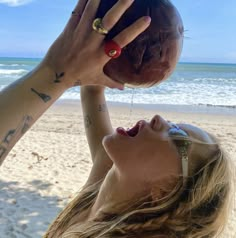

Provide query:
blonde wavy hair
left=44, top=139, right=233, bottom=238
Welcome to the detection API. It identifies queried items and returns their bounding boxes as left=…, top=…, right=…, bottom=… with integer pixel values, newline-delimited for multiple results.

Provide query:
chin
left=102, top=135, right=116, bottom=159
left=102, top=134, right=113, bottom=148
left=102, top=135, right=126, bottom=164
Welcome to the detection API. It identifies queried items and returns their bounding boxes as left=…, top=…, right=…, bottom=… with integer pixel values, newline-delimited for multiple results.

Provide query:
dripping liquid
left=129, top=88, right=135, bottom=120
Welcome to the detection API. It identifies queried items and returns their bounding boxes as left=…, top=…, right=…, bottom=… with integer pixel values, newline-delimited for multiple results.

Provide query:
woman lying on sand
left=44, top=84, right=232, bottom=238
left=0, top=0, right=232, bottom=237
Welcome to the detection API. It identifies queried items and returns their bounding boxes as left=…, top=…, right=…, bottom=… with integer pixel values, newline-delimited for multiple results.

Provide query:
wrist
left=80, top=86, right=105, bottom=102
left=38, top=61, right=70, bottom=90
left=80, top=85, right=105, bottom=94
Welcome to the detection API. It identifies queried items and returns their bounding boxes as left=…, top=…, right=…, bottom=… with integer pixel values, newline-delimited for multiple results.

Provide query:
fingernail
left=144, top=16, right=151, bottom=23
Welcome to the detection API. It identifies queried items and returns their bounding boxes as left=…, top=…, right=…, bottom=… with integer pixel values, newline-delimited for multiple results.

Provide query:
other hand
left=43, top=0, right=151, bottom=89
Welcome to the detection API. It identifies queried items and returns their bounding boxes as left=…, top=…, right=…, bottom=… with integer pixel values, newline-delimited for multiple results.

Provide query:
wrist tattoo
left=98, top=104, right=107, bottom=112
left=54, top=72, right=65, bottom=83
left=84, top=115, right=92, bottom=129
left=31, top=88, right=51, bottom=103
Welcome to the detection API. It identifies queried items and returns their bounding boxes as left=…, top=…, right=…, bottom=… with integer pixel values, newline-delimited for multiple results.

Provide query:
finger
left=66, top=0, right=89, bottom=31
left=112, top=16, right=151, bottom=48
left=102, top=0, right=134, bottom=31
left=73, top=0, right=88, bottom=12
left=88, top=0, right=135, bottom=41
left=77, top=0, right=101, bottom=35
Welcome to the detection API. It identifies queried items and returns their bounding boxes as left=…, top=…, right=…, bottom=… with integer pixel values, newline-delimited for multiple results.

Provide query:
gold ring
left=92, top=18, right=108, bottom=35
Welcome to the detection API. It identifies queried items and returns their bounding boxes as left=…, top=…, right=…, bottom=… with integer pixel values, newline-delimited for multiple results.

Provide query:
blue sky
left=0, top=0, right=235, bottom=63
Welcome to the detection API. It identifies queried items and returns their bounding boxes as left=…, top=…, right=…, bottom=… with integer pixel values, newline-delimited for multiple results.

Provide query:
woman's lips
left=116, top=121, right=145, bottom=137
left=116, top=127, right=129, bottom=136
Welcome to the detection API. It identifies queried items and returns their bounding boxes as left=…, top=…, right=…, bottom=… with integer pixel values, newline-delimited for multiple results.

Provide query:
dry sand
left=0, top=99, right=235, bottom=238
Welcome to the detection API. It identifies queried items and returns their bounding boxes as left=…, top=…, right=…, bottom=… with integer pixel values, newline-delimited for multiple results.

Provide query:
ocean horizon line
left=0, top=56, right=236, bottom=66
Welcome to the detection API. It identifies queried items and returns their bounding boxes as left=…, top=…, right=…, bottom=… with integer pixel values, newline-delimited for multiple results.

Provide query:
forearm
left=80, top=86, right=114, bottom=185
left=80, top=86, right=113, bottom=161
left=0, top=63, right=67, bottom=165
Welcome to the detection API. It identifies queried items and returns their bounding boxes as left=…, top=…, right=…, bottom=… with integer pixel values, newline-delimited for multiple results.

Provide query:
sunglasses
left=168, top=123, right=192, bottom=177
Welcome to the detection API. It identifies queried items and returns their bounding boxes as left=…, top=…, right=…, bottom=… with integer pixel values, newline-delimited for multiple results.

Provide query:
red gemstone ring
left=104, top=40, right=122, bottom=59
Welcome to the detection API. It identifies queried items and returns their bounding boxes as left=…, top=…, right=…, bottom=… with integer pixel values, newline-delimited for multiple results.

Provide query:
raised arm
left=80, top=86, right=114, bottom=185
left=0, top=64, right=67, bottom=165
left=0, top=0, right=151, bottom=166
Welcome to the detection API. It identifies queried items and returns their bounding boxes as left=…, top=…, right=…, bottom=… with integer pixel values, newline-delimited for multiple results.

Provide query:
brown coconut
left=96, top=0, right=184, bottom=87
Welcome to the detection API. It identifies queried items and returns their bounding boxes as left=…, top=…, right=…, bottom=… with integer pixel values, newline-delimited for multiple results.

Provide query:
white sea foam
left=1, top=60, right=235, bottom=107
left=11, top=64, right=25, bottom=66
left=60, top=86, right=236, bottom=107
left=0, top=64, right=27, bottom=67
left=0, top=85, right=6, bottom=91
left=0, top=69, right=28, bottom=75
left=1, top=64, right=27, bottom=67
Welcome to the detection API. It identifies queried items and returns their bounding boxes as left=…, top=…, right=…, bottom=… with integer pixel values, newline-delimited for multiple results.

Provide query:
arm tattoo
left=74, top=80, right=82, bottom=87
left=31, top=88, right=51, bottom=103
left=54, top=72, right=65, bottom=83
left=0, top=115, right=34, bottom=162
left=0, top=146, right=7, bottom=158
left=84, top=115, right=92, bottom=129
left=3, top=130, right=16, bottom=144
left=98, top=104, right=107, bottom=112
left=21, top=116, right=33, bottom=134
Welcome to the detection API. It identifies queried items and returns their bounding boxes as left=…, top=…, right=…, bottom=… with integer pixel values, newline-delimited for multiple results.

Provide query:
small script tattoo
left=98, top=104, right=107, bottom=112
left=0, top=115, right=34, bottom=162
left=3, top=130, right=16, bottom=144
left=54, top=72, right=65, bottom=83
left=31, top=88, right=51, bottom=103
left=21, top=115, right=33, bottom=134
left=74, top=80, right=82, bottom=87
left=84, top=115, right=92, bottom=129
left=0, top=146, right=7, bottom=158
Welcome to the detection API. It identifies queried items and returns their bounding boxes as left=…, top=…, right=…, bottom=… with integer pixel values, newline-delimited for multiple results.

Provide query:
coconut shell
left=96, top=0, right=184, bottom=88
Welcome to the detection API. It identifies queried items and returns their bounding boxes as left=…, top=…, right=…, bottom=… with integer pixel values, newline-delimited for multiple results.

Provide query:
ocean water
left=0, top=57, right=236, bottom=107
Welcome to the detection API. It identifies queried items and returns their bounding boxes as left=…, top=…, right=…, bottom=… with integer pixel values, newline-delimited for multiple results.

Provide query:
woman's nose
left=150, top=115, right=170, bottom=130
left=150, top=115, right=162, bottom=129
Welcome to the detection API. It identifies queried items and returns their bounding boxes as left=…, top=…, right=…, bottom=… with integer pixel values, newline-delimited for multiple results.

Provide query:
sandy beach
left=0, top=99, right=235, bottom=238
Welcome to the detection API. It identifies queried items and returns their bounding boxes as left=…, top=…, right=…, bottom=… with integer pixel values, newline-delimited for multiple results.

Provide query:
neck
left=88, top=165, right=149, bottom=220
